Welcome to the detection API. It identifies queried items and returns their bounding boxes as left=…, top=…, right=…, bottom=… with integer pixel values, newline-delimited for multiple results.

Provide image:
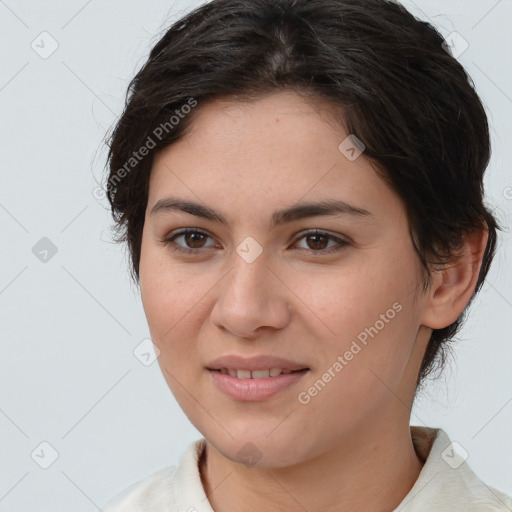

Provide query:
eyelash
left=161, top=228, right=350, bottom=256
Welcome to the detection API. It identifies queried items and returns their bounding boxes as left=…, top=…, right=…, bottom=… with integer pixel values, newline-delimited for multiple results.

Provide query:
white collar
left=174, top=427, right=511, bottom=511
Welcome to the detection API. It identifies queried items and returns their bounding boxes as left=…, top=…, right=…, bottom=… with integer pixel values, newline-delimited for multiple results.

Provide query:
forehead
left=151, top=91, right=355, bottom=184
left=147, top=91, right=404, bottom=226
left=169, top=94, right=337, bottom=159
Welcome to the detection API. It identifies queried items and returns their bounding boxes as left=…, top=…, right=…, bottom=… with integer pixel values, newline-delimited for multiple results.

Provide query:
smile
left=212, top=368, right=306, bottom=379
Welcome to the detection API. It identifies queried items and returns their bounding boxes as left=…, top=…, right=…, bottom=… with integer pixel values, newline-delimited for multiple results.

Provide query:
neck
left=199, top=419, right=425, bottom=512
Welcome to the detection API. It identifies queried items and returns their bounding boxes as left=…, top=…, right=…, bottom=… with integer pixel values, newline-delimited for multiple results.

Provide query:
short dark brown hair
left=103, top=0, right=501, bottom=388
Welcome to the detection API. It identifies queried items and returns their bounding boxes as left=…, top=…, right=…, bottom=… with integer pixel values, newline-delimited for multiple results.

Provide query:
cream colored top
left=102, top=427, right=512, bottom=511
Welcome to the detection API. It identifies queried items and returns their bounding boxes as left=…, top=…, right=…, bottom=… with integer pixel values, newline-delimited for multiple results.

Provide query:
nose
left=210, top=254, right=292, bottom=339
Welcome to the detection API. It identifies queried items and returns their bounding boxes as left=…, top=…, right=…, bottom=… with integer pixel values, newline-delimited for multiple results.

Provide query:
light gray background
left=0, top=0, right=511, bottom=510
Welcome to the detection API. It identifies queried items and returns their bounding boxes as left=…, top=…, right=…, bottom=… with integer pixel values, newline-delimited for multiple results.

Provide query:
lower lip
left=208, top=369, right=309, bottom=401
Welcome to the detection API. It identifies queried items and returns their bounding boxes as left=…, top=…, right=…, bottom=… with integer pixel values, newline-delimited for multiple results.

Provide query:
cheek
left=290, top=251, right=420, bottom=375
left=140, top=242, right=201, bottom=332
left=141, top=277, right=204, bottom=356
left=139, top=246, right=220, bottom=379
left=140, top=266, right=207, bottom=412
left=139, top=250, right=194, bottom=362
left=289, top=259, right=407, bottom=335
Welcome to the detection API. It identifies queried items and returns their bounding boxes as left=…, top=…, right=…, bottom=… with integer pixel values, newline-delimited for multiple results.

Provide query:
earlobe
left=421, top=226, right=489, bottom=330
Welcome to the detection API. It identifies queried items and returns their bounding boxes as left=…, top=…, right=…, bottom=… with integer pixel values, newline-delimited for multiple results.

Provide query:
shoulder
left=402, top=427, right=512, bottom=511
left=100, top=437, right=207, bottom=512
left=101, top=465, right=178, bottom=512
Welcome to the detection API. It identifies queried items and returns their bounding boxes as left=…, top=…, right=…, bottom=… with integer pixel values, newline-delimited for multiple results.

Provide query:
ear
left=420, top=225, right=489, bottom=330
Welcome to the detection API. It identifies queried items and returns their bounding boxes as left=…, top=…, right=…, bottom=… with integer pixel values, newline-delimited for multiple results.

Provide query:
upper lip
left=206, top=354, right=309, bottom=372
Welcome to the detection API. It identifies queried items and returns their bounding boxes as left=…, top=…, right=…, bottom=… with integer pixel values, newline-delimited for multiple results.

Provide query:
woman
left=101, top=0, right=511, bottom=509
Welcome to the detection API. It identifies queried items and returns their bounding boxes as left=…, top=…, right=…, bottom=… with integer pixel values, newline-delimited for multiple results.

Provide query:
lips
left=209, top=366, right=309, bottom=401
left=206, top=354, right=310, bottom=372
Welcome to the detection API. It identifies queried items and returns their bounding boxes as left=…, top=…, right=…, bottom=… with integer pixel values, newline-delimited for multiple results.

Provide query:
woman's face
left=139, top=91, right=433, bottom=466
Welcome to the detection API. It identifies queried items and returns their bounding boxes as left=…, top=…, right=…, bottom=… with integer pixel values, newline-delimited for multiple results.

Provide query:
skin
left=138, top=91, right=488, bottom=512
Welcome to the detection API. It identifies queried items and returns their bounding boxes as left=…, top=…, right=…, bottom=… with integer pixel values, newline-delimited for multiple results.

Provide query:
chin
left=204, top=429, right=308, bottom=469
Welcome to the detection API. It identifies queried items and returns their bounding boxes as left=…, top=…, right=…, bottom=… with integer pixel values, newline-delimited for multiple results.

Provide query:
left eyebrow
left=271, top=199, right=373, bottom=225
left=150, top=197, right=374, bottom=226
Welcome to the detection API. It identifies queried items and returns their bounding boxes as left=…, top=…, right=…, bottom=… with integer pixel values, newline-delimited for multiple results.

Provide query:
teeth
left=218, top=368, right=299, bottom=379
left=252, top=369, right=270, bottom=379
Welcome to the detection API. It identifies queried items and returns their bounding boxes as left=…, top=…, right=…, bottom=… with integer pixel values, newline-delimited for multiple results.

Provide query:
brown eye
left=183, top=231, right=208, bottom=248
left=292, top=229, right=349, bottom=255
left=305, top=233, right=329, bottom=250
left=163, top=228, right=218, bottom=254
